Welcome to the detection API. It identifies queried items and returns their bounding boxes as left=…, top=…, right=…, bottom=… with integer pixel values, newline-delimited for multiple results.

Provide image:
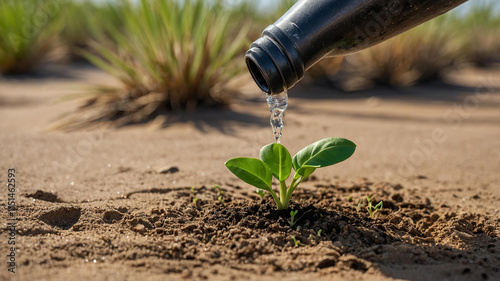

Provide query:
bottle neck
left=245, top=0, right=468, bottom=95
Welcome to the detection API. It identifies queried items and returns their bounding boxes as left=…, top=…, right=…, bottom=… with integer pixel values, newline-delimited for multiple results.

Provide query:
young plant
left=317, top=229, right=322, bottom=237
left=256, top=188, right=266, bottom=200
left=288, top=210, right=298, bottom=227
left=291, top=235, right=300, bottom=247
left=213, top=185, right=224, bottom=204
left=366, top=196, right=383, bottom=219
left=356, top=199, right=362, bottom=212
left=225, top=137, right=356, bottom=210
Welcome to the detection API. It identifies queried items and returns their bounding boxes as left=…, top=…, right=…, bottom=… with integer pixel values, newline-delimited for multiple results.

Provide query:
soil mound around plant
left=14, top=181, right=499, bottom=281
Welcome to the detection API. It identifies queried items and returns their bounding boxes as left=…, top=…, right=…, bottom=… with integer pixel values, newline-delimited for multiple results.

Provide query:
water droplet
left=266, top=91, right=288, bottom=143
left=93, top=259, right=97, bottom=264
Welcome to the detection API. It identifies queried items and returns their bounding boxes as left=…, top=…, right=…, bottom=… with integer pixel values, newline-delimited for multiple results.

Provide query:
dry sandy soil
left=1, top=64, right=499, bottom=281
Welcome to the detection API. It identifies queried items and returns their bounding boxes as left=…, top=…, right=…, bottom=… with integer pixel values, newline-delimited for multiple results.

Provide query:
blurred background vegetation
left=0, top=0, right=499, bottom=128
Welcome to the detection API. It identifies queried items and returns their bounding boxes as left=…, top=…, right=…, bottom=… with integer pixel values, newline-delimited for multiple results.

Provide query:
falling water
left=266, top=91, right=288, bottom=143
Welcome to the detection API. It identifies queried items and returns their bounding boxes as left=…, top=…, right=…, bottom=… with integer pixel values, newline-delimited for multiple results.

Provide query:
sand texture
left=1, top=65, right=499, bottom=281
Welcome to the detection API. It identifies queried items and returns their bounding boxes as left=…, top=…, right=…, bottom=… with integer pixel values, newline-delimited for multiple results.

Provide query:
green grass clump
left=459, top=1, right=500, bottom=66
left=344, top=13, right=462, bottom=88
left=0, top=0, right=64, bottom=74
left=59, top=1, right=125, bottom=62
left=58, top=0, right=250, bottom=129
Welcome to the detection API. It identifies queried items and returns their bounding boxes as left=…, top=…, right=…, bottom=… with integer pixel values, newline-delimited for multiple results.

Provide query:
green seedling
left=288, top=210, right=299, bottom=227
left=191, top=186, right=197, bottom=195
left=347, top=196, right=353, bottom=202
left=193, top=196, right=200, bottom=203
left=256, top=188, right=266, bottom=200
left=214, top=185, right=224, bottom=196
left=291, top=235, right=300, bottom=247
left=366, top=196, right=383, bottom=219
left=317, top=229, right=322, bottom=237
left=214, top=185, right=224, bottom=204
left=225, top=138, right=356, bottom=210
left=356, top=199, right=362, bottom=212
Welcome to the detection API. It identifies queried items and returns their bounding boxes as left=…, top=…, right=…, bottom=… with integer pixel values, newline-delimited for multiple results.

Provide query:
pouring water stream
left=265, top=91, right=288, bottom=143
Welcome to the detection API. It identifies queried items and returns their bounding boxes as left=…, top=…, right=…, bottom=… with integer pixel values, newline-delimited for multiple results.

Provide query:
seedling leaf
left=256, top=188, right=266, bottom=199
left=260, top=143, right=292, bottom=181
left=292, top=138, right=356, bottom=172
left=288, top=210, right=299, bottom=227
left=295, top=165, right=318, bottom=179
left=225, top=157, right=272, bottom=191
left=366, top=196, right=383, bottom=219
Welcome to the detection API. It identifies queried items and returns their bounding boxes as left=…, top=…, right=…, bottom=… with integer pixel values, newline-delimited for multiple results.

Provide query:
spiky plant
left=459, top=1, right=500, bottom=66
left=60, top=1, right=108, bottom=62
left=0, top=0, right=65, bottom=74
left=343, top=12, right=462, bottom=88
left=56, top=0, right=250, bottom=129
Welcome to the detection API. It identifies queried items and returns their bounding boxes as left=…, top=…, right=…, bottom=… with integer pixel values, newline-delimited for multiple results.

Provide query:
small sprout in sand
left=191, top=186, right=197, bottom=195
left=291, top=236, right=300, bottom=247
left=213, top=185, right=223, bottom=195
left=317, top=229, right=322, bottom=237
left=225, top=138, right=356, bottom=210
left=214, top=185, right=224, bottom=204
left=347, top=196, right=353, bottom=202
left=256, top=188, right=266, bottom=200
left=288, top=210, right=299, bottom=227
left=366, top=196, right=383, bottom=219
left=193, top=196, right=200, bottom=203
left=356, top=199, right=362, bottom=212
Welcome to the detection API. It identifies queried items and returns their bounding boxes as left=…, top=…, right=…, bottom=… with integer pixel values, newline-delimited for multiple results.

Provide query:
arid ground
left=1, top=64, right=499, bottom=281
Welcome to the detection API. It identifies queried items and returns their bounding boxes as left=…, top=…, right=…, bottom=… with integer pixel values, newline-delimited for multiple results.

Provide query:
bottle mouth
left=245, top=54, right=270, bottom=93
left=245, top=45, right=284, bottom=94
left=245, top=31, right=304, bottom=95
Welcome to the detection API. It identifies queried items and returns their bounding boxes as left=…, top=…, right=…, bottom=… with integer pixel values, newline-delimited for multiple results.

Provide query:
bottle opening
left=246, top=56, right=269, bottom=93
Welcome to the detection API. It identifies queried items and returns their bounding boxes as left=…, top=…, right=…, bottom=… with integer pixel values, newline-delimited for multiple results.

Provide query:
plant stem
left=279, top=180, right=287, bottom=208
left=282, top=176, right=301, bottom=209
left=267, top=188, right=283, bottom=210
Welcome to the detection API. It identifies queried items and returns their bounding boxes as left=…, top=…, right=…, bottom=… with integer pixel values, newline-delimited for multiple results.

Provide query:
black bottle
left=245, top=0, right=468, bottom=94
